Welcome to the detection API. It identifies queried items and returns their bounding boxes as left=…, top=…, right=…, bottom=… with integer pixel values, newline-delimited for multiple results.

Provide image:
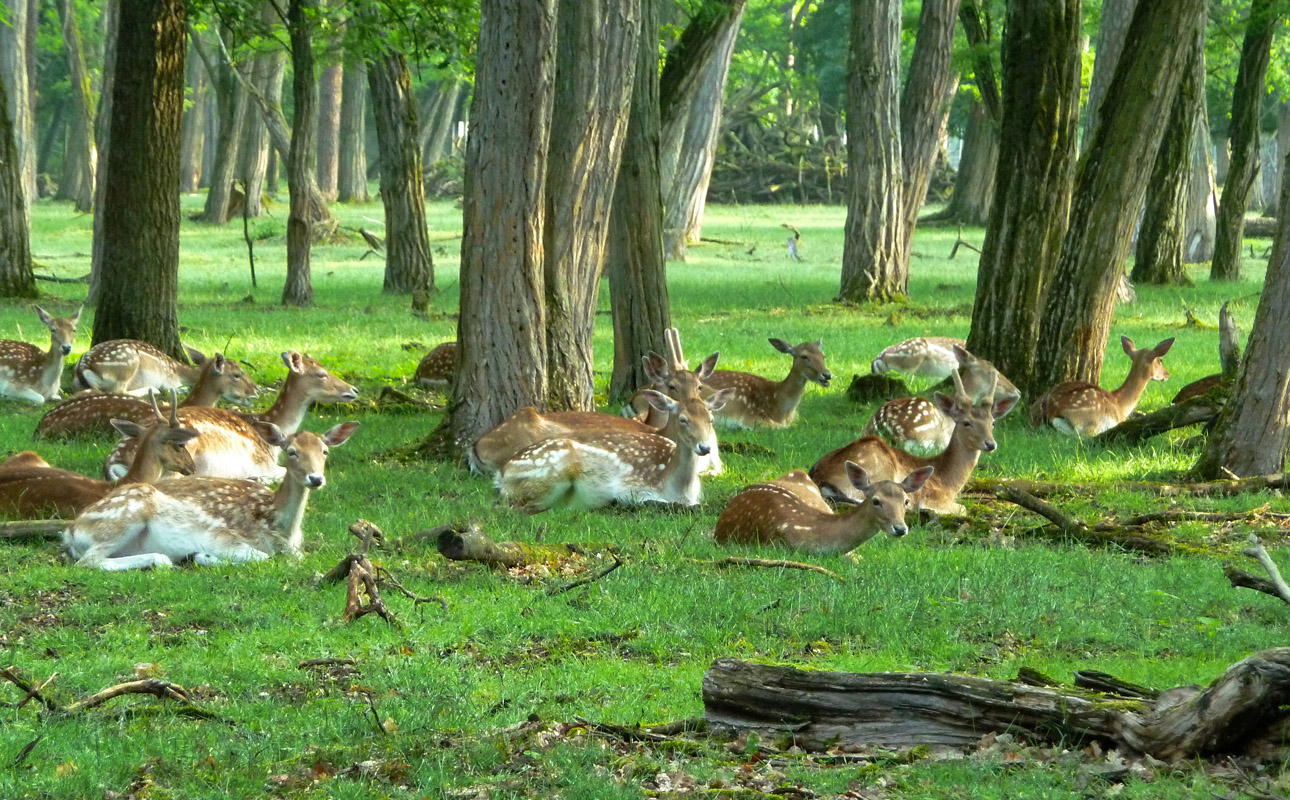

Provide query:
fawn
left=0, top=306, right=81, bottom=403
left=701, top=338, right=831, bottom=428
left=1030, top=336, right=1174, bottom=436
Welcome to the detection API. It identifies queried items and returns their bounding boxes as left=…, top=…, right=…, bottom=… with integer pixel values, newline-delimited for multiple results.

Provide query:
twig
left=12, top=734, right=41, bottom=767
left=238, top=179, right=256, bottom=288
left=298, top=658, right=357, bottom=669
left=32, top=273, right=90, bottom=284
left=573, top=715, right=680, bottom=743
left=17, top=671, right=58, bottom=709
left=948, top=224, right=982, bottom=258
left=547, top=555, right=623, bottom=595
left=994, top=486, right=1084, bottom=534
left=1241, top=534, right=1290, bottom=604
left=687, top=557, right=842, bottom=580
left=0, top=667, right=60, bottom=711
left=994, top=487, right=1178, bottom=556
left=374, top=565, right=448, bottom=611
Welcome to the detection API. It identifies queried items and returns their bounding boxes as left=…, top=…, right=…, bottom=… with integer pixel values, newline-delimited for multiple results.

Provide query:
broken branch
left=686, top=556, right=841, bottom=580
left=548, top=555, right=623, bottom=595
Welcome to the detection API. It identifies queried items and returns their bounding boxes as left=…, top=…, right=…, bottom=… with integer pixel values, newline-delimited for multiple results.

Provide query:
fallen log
left=993, top=486, right=1180, bottom=556
left=969, top=473, right=1290, bottom=498
left=0, top=520, right=67, bottom=540
left=435, top=526, right=591, bottom=569
left=702, top=648, right=1290, bottom=762
left=1095, top=394, right=1223, bottom=445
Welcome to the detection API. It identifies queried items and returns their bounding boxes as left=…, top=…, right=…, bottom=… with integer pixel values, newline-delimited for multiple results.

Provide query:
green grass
left=0, top=194, right=1285, bottom=799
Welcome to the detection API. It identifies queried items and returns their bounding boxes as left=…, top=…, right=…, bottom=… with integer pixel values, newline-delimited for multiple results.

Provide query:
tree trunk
left=55, top=0, right=96, bottom=212
left=282, top=0, right=318, bottom=307
left=659, top=0, right=746, bottom=252
left=1132, top=13, right=1203, bottom=287
left=1261, top=133, right=1280, bottom=216
left=0, top=0, right=35, bottom=210
left=1195, top=149, right=1290, bottom=479
left=420, top=77, right=462, bottom=165
left=36, top=96, right=64, bottom=178
left=87, top=0, right=118, bottom=304
left=1273, top=100, right=1290, bottom=217
left=0, top=70, right=33, bottom=298
left=367, top=51, right=432, bottom=296
left=543, top=0, right=639, bottom=412
left=608, top=0, right=670, bottom=405
left=179, top=35, right=207, bottom=193
left=1081, top=0, right=1136, bottom=152
left=239, top=29, right=284, bottom=218
left=935, top=101, right=997, bottom=225
left=200, top=90, right=215, bottom=187
left=199, top=35, right=247, bottom=224
left=964, top=0, right=1081, bottom=401
left=897, top=0, right=960, bottom=263
left=93, top=0, right=186, bottom=357
left=1215, top=136, right=1230, bottom=184
left=1210, top=0, right=1281, bottom=281
left=1183, top=58, right=1217, bottom=263
left=316, top=62, right=342, bottom=201
left=1033, top=0, right=1205, bottom=390
left=422, top=0, right=556, bottom=459
left=838, top=0, right=905, bottom=303
left=337, top=54, right=369, bottom=202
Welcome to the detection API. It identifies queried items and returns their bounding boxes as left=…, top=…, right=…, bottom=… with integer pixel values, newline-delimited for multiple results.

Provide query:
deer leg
left=190, top=544, right=272, bottom=566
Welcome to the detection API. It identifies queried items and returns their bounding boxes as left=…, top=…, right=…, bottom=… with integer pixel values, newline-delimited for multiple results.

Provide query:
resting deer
left=35, top=351, right=259, bottom=439
left=497, top=388, right=731, bottom=512
left=714, top=463, right=933, bottom=554
left=701, top=338, right=831, bottom=428
left=103, top=351, right=357, bottom=481
left=0, top=306, right=81, bottom=403
left=0, top=392, right=199, bottom=518
left=1030, top=336, right=1174, bottom=436
left=414, top=341, right=457, bottom=389
left=810, top=372, right=1017, bottom=515
left=64, top=422, right=357, bottom=570
left=75, top=339, right=212, bottom=396
left=870, top=336, right=967, bottom=381
left=865, top=345, right=1020, bottom=456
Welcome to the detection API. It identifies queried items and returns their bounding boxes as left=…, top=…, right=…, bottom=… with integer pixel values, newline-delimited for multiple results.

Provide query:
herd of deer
left=0, top=305, right=1176, bottom=570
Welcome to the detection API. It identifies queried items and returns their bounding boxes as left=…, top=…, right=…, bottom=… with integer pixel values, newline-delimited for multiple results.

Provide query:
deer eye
left=904, top=498, right=911, bottom=508
left=287, top=449, right=298, bottom=459
left=871, top=497, right=881, bottom=507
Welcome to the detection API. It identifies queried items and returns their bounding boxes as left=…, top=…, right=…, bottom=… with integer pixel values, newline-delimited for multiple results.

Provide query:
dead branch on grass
left=971, top=473, right=1290, bottom=498
left=547, top=554, right=623, bottom=595
left=992, top=487, right=1179, bottom=556
left=686, top=556, right=842, bottom=580
left=0, top=520, right=67, bottom=540
left=1227, top=534, right=1290, bottom=604
left=0, top=668, right=220, bottom=719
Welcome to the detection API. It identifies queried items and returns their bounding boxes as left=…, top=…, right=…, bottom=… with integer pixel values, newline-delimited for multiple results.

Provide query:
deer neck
left=811, top=508, right=881, bottom=553
left=653, top=420, right=701, bottom=501
left=37, top=340, right=66, bottom=395
left=271, top=478, right=312, bottom=554
left=176, top=360, right=204, bottom=386
left=261, top=375, right=312, bottom=434
left=116, top=446, right=164, bottom=486
left=927, top=430, right=982, bottom=498
left=1109, top=362, right=1153, bottom=417
left=768, top=364, right=811, bottom=419
left=180, top=365, right=220, bottom=407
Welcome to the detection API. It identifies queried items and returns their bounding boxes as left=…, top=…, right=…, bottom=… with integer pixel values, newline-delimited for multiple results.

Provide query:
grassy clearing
left=1, top=194, right=1286, bottom=799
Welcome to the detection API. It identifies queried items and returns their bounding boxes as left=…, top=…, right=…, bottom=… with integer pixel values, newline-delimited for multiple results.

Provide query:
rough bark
left=659, top=0, right=746, bottom=251
left=1, top=0, right=35, bottom=209
left=337, top=54, right=369, bottom=202
left=543, top=0, right=639, bottom=411
left=239, top=7, right=284, bottom=219
left=932, top=100, right=997, bottom=225
left=1033, top=0, right=1205, bottom=390
left=1132, top=13, right=1203, bottom=286
left=179, top=34, right=207, bottom=193
left=316, top=62, right=342, bottom=201
left=964, top=0, right=1081, bottom=400
left=1210, top=0, right=1281, bottom=281
left=92, top=0, right=186, bottom=357
left=55, top=0, right=96, bottom=212
left=367, top=51, right=432, bottom=296
left=419, top=77, right=462, bottom=165
left=1081, top=0, right=1136, bottom=152
left=198, top=32, right=248, bottom=224
left=838, top=0, right=905, bottom=303
left=1195, top=150, right=1290, bottom=479
left=282, top=0, right=318, bottom=307
left=423, top=0, right=556, bottom=459
left=1183, top=60, right=1217, bottom=263
left=0, top=69, right=33, bottom=298
left=608, top=0, right=670, bottom=405
left=87, top=0, right=118, bottom=303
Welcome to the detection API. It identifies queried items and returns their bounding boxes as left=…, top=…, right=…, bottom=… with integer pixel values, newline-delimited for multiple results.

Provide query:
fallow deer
left=0, top=393, right=199, bottom=518
left=864, top=345, right=1020, bottom=456
left=497, top=388, right=731, bottom=512
left=714, top=463, right=933, bottom=554
left=75, top=339, right=210, bottom=396
left=1030, top=336, right=1174, bottom=436
left=103, top=351, right=357, bottom=481
left=64, top=422, right=357, bottom=570
left=870, top=336, right=967, bottom=381
left=0, top=306, right=81, bottom=403
left=701, top=338, right=832, bottom=428
left=35, top=351, right=259, bottom=439
left=810, top=373, right=1016, bottom=515
left=623, top=327, right=723, bottom=474
left=414, top=341, right=457, bottom=389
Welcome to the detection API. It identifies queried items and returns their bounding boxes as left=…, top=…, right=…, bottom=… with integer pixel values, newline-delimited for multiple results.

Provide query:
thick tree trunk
left=1081, top=0, right=1136, bottom=152
left=179, top=36, right=207, bottom=193
left=316, top=62, right=342, bottom=201
left=419, top=78, right=462, bottom=165
left=92, top=0, right=186, bottom=357
left=1033, top=0, right=1205, bottom=390
left=659, top=0, right=746, bottom=251
left=337, top=55, right=369, bottom=202
left=1195, top=150, right=1290, bottom=479
left=838, top=0, right=904, bottom=303
left=935, top=101, right=997, bottom=225
left=1210, top=0, right=1281, bottom=281
left=239, top=35, right=284, bottom=218
left=87, top=0, right=118, bottom=304
left=55, top=0, right=96, bottom=212
left=1183, top=60, right=1217, bottom=263
left=1261, top=133, right=1280, bottom=216
left=608, top=0, right=670, bottom=405
left=1, top=0, right=35, bottom=210
left=423, top=0, right=556, bottom=459
left=543, top=0, right=639, bottom=412
left=199, top=40, right=248, bottom=224
left=282, top=0, right=318, bottom=307
left=367, top=52, right=432, bottom=296
left=1215, top=136, right=1230, bottom=184
left=965, top=0, right=1081, bottom=401
left=0, top=71, right=33, bottom=298
left=1273, top=101, right=1290, bottom=217
left=1132, top=15, right=1203, bottom=287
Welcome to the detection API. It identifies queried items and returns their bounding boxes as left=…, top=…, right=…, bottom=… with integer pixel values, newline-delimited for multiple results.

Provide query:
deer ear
left=72, top=305, right=83, bottom=323
left=254, top=421, right=290, bottom=447
left=695, top=351, right=720, bottom=380
left=1121, top=335, right=1135, bottom=355
left=642, top=352, right=667, bottom=383
left=324, top=422, right=359, bottom=447
left=769, top=338, right=793, bottom=354
left=211, top=352, right=227, bottom=373
left=1153, top=338, right=1175, bottom=357
left=903, top=466, right=934, bottom=493
left=844, top=461, right=872, bottom=494
left=706, top=387, right=735, bottom=412
left=282, top=351, right=304, bottom=373
left=993, top=395, right=1019, bottom=419
left=167, top=427, right=201, bottom=446
left=35, top=306, right=53, bottom=325
left=110, top=419, right=146, bottom=439
left=641, top=389, right=678, bottom=414
left=933, top=392, right=957, bottom=414
left=952, top=344, right=973, bottom=363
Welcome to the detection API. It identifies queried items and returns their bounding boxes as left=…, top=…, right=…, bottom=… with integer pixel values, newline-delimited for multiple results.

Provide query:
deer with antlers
left=715, top=464, right=933, bottom=554
left=35, top=352, right=259, bottom=439
left=497, top=388, right=732, bottom=512
left=0, top=306, right=81, bottom=403
left=64, top=422, right=357, bottom=570
left=74, top=339, right=213, bottom=396
left=0, top=392, right=199, bottom=518
left=701, top=338, right=831, bottom=428
left=1030, top=336, right=1175, bottom=436
left=102, top=351, right=357, bottom=481
left=864, top=345, right=1020, bottom=456
left=811, top=372, right=1016, bottom=515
